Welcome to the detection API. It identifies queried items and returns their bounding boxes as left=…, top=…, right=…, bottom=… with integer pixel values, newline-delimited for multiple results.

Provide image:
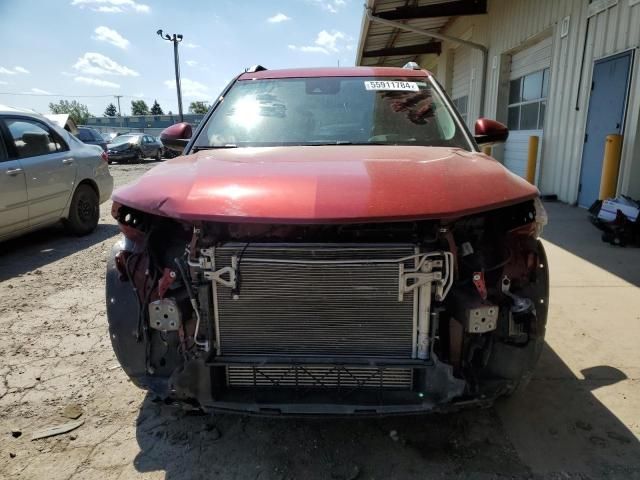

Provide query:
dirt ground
left=1, top=161, right=639, bottom=480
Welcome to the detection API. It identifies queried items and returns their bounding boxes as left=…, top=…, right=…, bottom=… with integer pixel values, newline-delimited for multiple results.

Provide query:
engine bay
left=106, top=199, right=549, bottom=414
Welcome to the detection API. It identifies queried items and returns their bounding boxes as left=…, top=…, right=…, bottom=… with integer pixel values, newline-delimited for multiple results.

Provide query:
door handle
left=6, top=168, right=23, bottom=176
left=62, top=158, right=74, bottom=165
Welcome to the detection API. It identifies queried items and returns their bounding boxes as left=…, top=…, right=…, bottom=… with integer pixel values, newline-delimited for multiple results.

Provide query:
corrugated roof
left=357, top=0, right=479, bottom=67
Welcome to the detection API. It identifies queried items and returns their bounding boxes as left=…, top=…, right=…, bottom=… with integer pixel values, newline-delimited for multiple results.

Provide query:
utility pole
left=157, top=29, right=184, bottom=122
left=114, top=95, right=123, bottom=129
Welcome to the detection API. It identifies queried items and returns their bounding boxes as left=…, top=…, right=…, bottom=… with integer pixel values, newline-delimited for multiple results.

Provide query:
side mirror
left=474, top=118, right=508, bottom=146
left=160, top=122, right=192, bottom=153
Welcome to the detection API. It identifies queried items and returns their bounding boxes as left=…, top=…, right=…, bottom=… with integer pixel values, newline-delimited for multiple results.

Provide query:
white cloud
left=185, top=60, right=197, bottom=67
left=288, top=30, right=347, bottom=55
left=0, top=66, right=30, bottom=75
left=315, top=30, right=345, bottom=52
left=70, top=0, right=150, bottom=13
left=73, top=52, right=139, bottom=76
left=310, top=0, right=346, bottom=13
left=288, top=45, right=329, bottom=54
left=267, top=13, right=291, bottom=23
left=164, top=78, right=210, bottom=100
left=0, top=80, right=9, bottom=85
left=29, top=88, right=52, bottom=95
left=74, top=76, right=120, bottom=88
left=93, top=26, right=129, bottom=49
left=184, top=42, right=200, bottom=49
left=96, top=5, right=122, bottom=12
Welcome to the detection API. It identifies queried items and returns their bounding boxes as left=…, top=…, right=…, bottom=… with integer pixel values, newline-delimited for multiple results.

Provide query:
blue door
left=578, top=52, right=632, bottom=207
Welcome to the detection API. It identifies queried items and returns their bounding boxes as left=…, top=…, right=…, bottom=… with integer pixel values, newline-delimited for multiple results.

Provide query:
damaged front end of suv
left=106, top=67, right=549, bottom=415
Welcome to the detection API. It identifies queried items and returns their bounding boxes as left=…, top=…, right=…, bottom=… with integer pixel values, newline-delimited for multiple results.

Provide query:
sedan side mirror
left=474, top=118, right=509, bottom=146
left=160, top=122, right=192, bottom=153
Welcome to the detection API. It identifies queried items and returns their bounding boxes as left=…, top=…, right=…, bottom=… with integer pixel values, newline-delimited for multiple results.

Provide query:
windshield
left=76, top=128, right=93, bottom=142
left=110, top=134, right=139, bottom=145
left=195, top=76, right=470, bottom=149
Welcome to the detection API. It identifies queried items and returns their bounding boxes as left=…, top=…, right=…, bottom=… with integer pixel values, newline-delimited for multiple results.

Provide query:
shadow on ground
left=131, top=343, right=639, bottom=479
left=0, top=222, right=119, bottom=281
left=542, top=201, right=640, bottom=286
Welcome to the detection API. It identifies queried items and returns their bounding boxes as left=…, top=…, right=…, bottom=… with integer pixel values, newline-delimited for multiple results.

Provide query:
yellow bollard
left=599, top=134, right=623, bottom=200
left=525, top=136, right=540, bottom=184
left=482, top=145, right=492, bottom=156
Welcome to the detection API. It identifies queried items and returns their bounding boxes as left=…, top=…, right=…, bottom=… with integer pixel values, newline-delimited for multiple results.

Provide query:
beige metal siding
left=452, top=46, right=471, bottom=100
left=435, top=0, right=640, bottom=202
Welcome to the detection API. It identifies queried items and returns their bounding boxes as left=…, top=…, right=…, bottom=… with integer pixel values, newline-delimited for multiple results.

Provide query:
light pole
left=113, top=95, right=123, bottom=129
left=157, top=29, right=184, bottom=122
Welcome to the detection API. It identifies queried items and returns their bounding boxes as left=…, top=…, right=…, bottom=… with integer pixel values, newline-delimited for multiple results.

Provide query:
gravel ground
left=1, top=161, right=639, bottom=480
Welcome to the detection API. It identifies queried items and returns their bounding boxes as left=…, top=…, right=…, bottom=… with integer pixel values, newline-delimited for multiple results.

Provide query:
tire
left=155, top=149, right=162, bottom=162
left=136, top=149, right=144, bottom=163
left=65, top=184, right=99, bottom=236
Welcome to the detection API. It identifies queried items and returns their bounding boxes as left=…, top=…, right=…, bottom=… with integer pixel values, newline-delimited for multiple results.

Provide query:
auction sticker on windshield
left=364, top=80, right=419, bottom=91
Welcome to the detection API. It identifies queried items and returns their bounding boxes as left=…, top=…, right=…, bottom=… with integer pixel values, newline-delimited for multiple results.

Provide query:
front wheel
left=64, top=184, right=99, bottom=236
left=155, top=149, right=162, bottom=162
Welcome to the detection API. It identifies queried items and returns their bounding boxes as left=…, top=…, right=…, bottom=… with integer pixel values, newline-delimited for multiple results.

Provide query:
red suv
left=106, top=65, right=548, bottom=415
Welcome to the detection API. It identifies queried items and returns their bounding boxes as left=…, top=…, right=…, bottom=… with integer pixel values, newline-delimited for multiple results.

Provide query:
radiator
left=211, top=244, right=418, bottom=358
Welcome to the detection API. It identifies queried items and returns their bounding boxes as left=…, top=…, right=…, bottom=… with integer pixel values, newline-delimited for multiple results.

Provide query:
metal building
left=357, top=0, right=640, bottom=207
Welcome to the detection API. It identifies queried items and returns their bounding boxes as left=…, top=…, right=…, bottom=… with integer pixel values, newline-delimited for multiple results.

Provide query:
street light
left=157, top=29, right=184, bottom=122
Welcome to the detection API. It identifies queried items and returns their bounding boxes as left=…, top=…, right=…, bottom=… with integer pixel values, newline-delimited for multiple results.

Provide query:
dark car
left=107, top=66, right=548, bottom=416
left=76, top=126, right=107, bottom=151
left=106, top=133, right=163, bottom=164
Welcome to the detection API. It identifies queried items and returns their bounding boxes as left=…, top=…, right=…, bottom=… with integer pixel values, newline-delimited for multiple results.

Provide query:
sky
left=0, top=0, right=363, bottom=116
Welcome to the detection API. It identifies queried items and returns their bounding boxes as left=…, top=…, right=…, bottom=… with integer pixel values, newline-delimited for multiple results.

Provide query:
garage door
left=451, top=46, right=471, bottom=126
left=504, top=37, right=552, bottom=180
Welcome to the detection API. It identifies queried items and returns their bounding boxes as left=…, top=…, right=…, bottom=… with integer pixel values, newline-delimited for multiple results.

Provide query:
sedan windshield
left=195, top=76, right=470, bottom=149
left=110, top=135, right=139, bottom=145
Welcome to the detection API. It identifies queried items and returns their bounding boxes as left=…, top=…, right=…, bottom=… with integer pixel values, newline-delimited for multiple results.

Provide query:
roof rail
left=245, top=65, right=267, bottom=73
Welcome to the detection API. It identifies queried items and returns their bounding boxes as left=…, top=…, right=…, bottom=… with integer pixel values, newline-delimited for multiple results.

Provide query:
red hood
left=112, top=146, right=538, bottom=223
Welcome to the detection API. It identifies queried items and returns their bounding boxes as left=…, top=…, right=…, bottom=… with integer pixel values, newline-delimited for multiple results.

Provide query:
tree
left=131, top=100, right=150, bottom=116
left=188, top=101, right=210, bottom=114
left=104, top=103, right=117, bottom=117
left=49, top=100, right=90, bottom=125
left=150, top=100, right=164, bottom=115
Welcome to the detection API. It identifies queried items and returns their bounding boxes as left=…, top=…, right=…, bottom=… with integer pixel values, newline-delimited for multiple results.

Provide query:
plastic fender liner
left=106, top=238, right=162, bottom=390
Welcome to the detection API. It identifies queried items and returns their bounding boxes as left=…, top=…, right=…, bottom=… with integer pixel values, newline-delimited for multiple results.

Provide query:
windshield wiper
left=193, top=145, right=238, bottom=151
left=307, top=141, right=390, bottom=146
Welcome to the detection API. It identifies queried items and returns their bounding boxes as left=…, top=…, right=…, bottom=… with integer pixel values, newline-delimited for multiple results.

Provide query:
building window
left=508, top=68, right=549, bottom=131
left=452, top=95, right=469, bottom=124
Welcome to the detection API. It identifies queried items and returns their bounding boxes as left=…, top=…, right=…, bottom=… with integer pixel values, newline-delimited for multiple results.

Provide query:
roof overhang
left=356, top=0, right=487, bottom=67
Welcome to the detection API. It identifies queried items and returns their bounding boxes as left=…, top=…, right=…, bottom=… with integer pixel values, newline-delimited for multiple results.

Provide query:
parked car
left=0, top=105, right=113, bottom=241
left=102, top=131, right=120, bottom=143
left=106, top=133, right=163, bottom=163
left=76, top=126, right=108, bottom=151
left=106, top=66, right=549, bottom=416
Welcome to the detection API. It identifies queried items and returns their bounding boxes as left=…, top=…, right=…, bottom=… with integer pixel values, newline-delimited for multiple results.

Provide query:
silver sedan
left=0, top=106, right=113, bottom=241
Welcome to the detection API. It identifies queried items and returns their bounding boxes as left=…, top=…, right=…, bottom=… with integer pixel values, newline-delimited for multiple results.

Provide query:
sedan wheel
left=155, top=149, right=162, bottom=162
left=64, top=184, right=99, bottom=236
